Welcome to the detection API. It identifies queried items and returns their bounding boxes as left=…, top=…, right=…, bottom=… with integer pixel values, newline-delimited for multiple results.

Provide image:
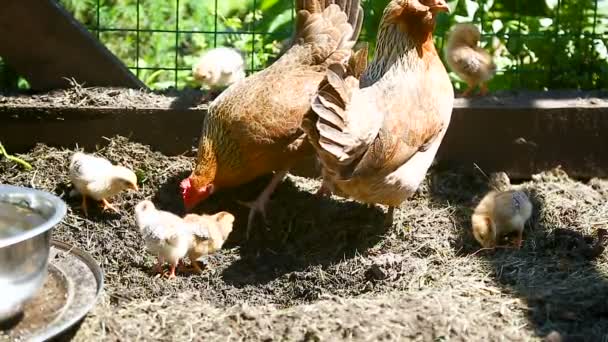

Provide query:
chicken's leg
left=81, top=196, right=89, bottom=217
left=101, top=198, right=120, bottom=213
left=238, top=170, right=288, bottom=239
left=513, top=230, right=523, bottom=249
left=315, top=180, right=332, bottom=197
left=384, top=206, right=395, bottom=227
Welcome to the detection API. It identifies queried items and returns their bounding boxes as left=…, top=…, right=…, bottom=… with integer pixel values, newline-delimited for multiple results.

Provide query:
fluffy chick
left=445, top=23, right=496, bottom=97
left=192, top=47, right=246, bottom=93
left=181, top=211, right=235, bottom=273
left=134, top=200, right=198, bottom=279
left=471, top=190, right=533, bottom=249
left=69, top=152, right=138, bottom=216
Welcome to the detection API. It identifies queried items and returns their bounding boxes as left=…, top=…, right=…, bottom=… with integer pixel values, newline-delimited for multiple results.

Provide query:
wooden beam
left=0, top=0, right=145, bottom=91
left=438, top=92, right=608, bottom=179
left=0, top=91, right=607, bottom=179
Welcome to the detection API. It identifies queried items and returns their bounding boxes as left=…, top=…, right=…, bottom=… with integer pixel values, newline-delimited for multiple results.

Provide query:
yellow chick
left=445, top=23, right=497, bottom=97
left=192, top=47, right=246, bottom=92
left=134, top=200, right=196, bottom=279
left=69, top=152, right=138, bottom=216
left=182, top=211, right=235, bottom=273
left=471, top=190, right=533, bottom=249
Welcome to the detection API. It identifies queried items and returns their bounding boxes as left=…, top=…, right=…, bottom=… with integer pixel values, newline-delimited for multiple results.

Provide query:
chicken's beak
left=131, top=183, right=139, bottom=191
left=428, top=0, right=450, bottom=13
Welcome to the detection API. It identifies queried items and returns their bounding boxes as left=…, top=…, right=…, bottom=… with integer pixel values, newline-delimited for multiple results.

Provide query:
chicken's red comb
left=179, top=178, right=192, bottom=196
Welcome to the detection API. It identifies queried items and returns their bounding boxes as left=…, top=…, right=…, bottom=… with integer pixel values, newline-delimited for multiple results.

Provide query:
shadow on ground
left=153, top=172, right=389, bottom=288
left=427, top=164, right=608, bottom=340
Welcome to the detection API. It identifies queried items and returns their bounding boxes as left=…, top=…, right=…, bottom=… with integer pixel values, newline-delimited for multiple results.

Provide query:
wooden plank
left=1, top=91, right=607, bottom=179
left=0, top=0, right=144, bottom=91
left=0, top=106, right=203, bottom=156
left=439, top=98, right=608, bottom=179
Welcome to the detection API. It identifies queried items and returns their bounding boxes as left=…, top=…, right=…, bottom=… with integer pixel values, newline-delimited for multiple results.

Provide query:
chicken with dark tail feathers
left=303, top=0, right=454, bottom=226
left=180, top=0, right=363, bottom=239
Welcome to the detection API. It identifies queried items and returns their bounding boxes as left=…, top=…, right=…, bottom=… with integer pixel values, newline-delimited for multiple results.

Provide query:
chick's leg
left=166, top=261, right=178, bottom=279
left=461, top=83, right=476, bottom=97
left=101, top=198, right=120, bottom=213
left=81, top=196, right=89, bottom=217
left=478, top=83, right=489, bottom=96
left=153, top=256, right=164, bottom=277
left=238, top=170, right=288, bottom=239
left=315, top=180, right=332, bottom=197
left=178, top=253, right=205, bottom=274
left=384, top=206, right=395, bottom=227
left=191, top=259, right=206, bottom=274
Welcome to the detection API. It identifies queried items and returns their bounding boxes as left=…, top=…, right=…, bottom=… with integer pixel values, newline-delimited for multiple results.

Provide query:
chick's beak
left=131, top=183, right=139, bottom=191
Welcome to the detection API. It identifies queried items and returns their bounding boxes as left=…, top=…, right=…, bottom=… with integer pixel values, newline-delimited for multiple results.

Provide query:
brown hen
left=181, top=0, right=363, bottom=238
left=303, top=0, right=453, bottom=225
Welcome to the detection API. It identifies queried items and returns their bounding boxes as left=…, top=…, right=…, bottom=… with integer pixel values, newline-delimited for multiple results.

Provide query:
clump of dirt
left=1, top=136, right=607, bottom=341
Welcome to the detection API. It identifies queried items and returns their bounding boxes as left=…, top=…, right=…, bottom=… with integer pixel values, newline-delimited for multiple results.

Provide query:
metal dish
left=0, top=184, right=67, bottom=322
left=1, top=240, right=104, bottom=341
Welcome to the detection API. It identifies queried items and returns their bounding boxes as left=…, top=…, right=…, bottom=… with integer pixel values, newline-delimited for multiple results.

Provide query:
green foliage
left=1, top=0, right=606, bottom=91
left=57, top=0, right=293, bottom=89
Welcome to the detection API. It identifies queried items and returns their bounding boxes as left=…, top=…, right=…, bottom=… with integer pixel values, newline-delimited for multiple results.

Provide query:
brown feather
left=303, top=0, right=454, bottom=207
left=190, top=0, right=364, bottom=193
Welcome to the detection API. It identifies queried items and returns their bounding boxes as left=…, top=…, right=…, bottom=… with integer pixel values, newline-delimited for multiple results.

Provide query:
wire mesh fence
left=1, top=0, right=607, bottom=91
left=56, top=0, right=299, bottom=90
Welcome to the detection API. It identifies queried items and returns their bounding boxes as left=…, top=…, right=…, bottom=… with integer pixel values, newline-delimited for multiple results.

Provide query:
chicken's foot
left=101, top=198, right=120, bottom=213
left=238, top=170, right=288, bottom=239
left=384, top=206, right=395, bottom=227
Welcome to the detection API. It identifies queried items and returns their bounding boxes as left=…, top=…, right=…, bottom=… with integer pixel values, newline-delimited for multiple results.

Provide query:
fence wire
left=1, top=0, right=607, bottom=91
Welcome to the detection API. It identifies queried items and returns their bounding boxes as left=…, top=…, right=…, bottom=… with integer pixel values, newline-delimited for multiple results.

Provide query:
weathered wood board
left=1, top=90, right=607, bottom=179
left=0, top=0, right=144, bottom=91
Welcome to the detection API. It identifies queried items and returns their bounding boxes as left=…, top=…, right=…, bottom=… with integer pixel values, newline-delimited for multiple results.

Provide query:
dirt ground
left=1, top=136, right=608, bottom=341
left=2, top=88, right=607, bottom=110
left=0, top=87, right=208, bottom=110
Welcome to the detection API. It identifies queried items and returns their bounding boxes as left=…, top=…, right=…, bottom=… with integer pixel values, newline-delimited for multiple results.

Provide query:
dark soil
left=0, top=87, right=208, bottom=110
left=1, top=136, right=607, bottom=341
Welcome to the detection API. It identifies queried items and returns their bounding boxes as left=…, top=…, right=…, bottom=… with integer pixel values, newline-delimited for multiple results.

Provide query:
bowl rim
left=0, top=184, right=67, bottom=248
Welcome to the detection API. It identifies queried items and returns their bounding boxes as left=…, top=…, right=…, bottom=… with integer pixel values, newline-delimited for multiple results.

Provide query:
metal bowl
left=0, top=184, right=67, bottom=322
